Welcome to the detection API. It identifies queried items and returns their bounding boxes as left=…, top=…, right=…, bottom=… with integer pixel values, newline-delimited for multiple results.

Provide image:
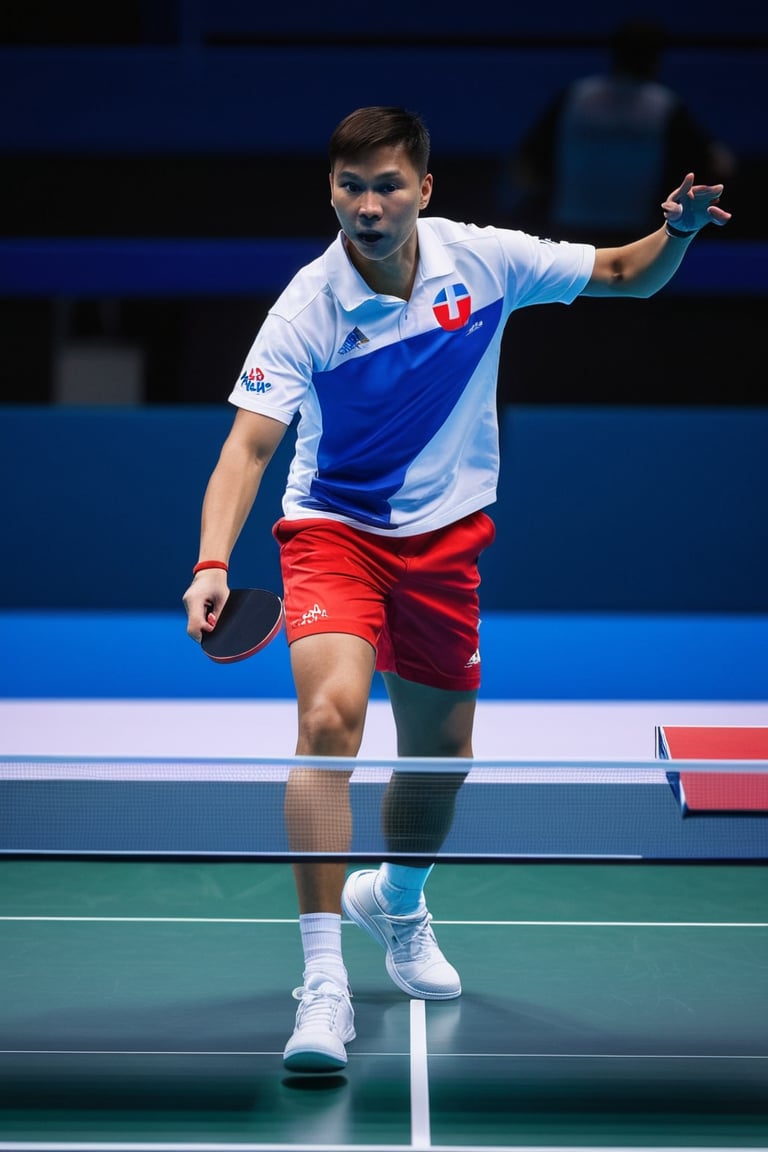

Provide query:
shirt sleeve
left=228, top=311, right=313, bottom=425
left=500, top=228, right=596, bottom=309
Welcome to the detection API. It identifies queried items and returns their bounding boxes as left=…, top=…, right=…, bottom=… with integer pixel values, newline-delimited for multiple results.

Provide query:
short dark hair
left=329, top=106, right=431, bottom=177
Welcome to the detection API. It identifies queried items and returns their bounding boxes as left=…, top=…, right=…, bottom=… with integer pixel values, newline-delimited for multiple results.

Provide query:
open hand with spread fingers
left=661, top=172, right=732, bottom=235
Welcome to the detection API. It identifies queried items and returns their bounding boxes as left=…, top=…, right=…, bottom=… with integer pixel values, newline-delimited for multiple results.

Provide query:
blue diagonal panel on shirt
left=305, top=298, right=501, bottom=527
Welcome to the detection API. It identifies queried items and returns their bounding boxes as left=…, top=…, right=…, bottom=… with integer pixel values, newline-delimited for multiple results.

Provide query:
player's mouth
left=356, top=230, right=384, bottom=246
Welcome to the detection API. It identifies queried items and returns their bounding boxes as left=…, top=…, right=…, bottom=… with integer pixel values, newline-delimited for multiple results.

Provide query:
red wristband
left=192, top=560, right=228, bottom=575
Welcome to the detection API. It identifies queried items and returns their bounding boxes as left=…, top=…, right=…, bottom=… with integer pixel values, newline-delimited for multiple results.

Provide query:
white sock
left=299, top=912, right=348, bottom=988
left=374, top=863, right=434, bottom=914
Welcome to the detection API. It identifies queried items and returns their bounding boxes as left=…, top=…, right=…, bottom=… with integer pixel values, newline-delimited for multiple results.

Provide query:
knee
left=297, top=697, right=364, bottom=756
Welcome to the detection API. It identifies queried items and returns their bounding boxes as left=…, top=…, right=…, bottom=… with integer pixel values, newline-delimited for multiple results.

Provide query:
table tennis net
left=2, top=756, right=767, bottom=862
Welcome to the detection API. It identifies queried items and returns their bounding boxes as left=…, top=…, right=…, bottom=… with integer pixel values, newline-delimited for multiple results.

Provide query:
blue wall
left=3, top=405, right=766, bottom=613
left=0, top=43, right=760, bottom=158
left=3, top=609, right=766, bottom=701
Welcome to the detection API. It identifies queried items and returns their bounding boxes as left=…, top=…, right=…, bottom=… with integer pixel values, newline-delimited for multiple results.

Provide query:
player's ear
left=420, top=173, right=433, bottom=210
left=329, top=171, right=335, bottom=208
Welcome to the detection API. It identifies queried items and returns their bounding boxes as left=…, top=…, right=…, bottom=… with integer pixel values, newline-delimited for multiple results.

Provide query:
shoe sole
left=342, top=872, right=462, bottom=1001
left=283, top=1047, right=348, bottom=1073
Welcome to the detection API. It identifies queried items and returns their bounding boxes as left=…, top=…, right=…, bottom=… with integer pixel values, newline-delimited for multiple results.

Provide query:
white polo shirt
left=230, top=217, right=594, bottom=536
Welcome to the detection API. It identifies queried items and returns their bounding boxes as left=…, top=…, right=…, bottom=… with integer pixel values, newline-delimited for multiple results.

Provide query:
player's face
left=330, top=145, right=432, bottom=269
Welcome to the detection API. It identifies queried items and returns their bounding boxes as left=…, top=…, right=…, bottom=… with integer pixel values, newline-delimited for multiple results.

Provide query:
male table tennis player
left=183, top=106, right=730, bottom=1072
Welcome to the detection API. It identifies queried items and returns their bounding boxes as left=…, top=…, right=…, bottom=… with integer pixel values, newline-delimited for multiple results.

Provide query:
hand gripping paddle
left=201, top=588, right=284, bottom=664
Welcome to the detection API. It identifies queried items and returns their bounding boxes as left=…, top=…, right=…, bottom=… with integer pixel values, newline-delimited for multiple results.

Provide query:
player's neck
left=345, top=236, right=419, bottom=301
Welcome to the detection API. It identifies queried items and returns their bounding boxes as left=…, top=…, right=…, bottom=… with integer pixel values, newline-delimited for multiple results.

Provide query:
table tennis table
left=0, top=727, right=766, bottom=1151
left=657, top=726, right=768, bottom=820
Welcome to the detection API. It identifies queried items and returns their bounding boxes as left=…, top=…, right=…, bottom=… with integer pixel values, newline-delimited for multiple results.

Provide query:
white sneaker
left=341, top=869, right=461, bottom=1000
left=283, top=974, right=355, bottom=1073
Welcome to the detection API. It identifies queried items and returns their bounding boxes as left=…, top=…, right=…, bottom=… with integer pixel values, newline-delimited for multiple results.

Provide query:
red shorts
left=273, top=511, right=496, bottom=691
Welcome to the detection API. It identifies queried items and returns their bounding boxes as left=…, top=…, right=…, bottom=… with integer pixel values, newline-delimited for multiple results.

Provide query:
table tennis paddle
left=201, top=587, right=284, bottom=663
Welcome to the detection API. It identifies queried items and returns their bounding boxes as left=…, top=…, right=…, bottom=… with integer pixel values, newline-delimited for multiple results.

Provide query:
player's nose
left=358, top=191, right=381, bottom=218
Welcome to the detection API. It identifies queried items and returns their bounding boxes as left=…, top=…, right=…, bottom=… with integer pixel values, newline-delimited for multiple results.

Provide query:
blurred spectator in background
left=499, top=19, right=737, bottom=243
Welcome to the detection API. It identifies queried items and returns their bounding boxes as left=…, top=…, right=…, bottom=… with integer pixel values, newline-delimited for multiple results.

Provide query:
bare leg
left=382, top=673, right=477, bottom=759
left=381, top=672, right=475, bottom=858
left=285, top=632, right=376, bottom=913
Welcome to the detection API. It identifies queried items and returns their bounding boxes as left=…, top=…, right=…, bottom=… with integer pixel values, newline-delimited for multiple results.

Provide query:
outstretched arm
left=582, top=173, right=731, bottom=298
